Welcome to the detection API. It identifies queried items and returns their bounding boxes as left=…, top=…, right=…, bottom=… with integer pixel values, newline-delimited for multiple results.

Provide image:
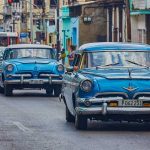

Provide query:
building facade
left=130, top=0, right=150, bottom=44
left=60, top=0, right=129, bottom=49
left=0, top=0, right=4, bottom=31
left=60, top=0, right=107, bottom=50
left=2, top=0, right=57, bottom=45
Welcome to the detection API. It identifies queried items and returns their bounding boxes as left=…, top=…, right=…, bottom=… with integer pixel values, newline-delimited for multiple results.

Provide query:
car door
left=0, top=50, right=3, bottom=88
left=63, top=53, right=82, bottom=115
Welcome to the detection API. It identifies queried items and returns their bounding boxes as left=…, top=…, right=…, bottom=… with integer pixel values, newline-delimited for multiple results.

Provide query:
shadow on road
left=10, top=90, right=58, bottom=98
left=87, top=121, right=150, bottom=132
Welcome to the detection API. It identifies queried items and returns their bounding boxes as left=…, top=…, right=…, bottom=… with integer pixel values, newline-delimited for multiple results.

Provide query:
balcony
left=130, top=0, right=150, bottom=15
left=130, top=0, right=150, bottom=10
left=3, top=6, right=12, bottom=16
left=61, top=6, right=70, bottom=18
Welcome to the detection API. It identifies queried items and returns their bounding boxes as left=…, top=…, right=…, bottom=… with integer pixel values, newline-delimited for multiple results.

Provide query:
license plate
left=29, top=80, right=43, bottom=84
left=122, top=100, right=143, bottom=107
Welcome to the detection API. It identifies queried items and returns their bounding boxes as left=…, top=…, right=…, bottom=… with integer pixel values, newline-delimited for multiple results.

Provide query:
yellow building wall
left=0, top=0, right=4, bottom=20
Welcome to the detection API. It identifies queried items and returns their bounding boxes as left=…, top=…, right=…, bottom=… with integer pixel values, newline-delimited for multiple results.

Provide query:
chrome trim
left=4, top=79, right=63, bottom=84
left=139, top=97, right=150, bottom=100
left=77, top=97, right=123, bottom=103
left=102, top=103, right=107, bottom=115
left=123, top=86, right=138, bottom=92
left=76, top=107, right=150, bottom=115
left=133, top=92, right=150, bottom=99
left=11, top=74, right=32, bottom=77
left=39, top=74, right=60, bottom=77
left=95, top=92, right=129, bottom=99
left=80, top=79, right=92, bottom=92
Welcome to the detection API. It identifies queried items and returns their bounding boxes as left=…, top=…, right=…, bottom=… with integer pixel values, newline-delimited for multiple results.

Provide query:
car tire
left=75, top=114, right=87, bottom=130
left=4, top=85, right=13, bottom=96
left=66, top=106, right=75, bottom=122
left=54, top=85, right=61, bottom=97
left=46, top=87, right=53, bottom=96
left=0, top=86, right=4, bottom=93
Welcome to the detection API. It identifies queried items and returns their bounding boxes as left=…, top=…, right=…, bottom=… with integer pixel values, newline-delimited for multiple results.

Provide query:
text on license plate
left=122, top=100, right=143, bottom=107
left=29, top=80, right=43, bottom=84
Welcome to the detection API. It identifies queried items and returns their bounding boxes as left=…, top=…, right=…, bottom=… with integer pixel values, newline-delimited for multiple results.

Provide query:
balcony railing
left=130, top=0, right=150, bottom=10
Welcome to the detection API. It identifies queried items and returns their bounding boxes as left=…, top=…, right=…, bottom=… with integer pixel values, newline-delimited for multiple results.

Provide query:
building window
left=49, top=19, right=55, bottom=26
left=138, top=29, right=146, bottom=43
left=34, top=0, right=43, bottom=8
left=50, top=0, right=57, bottom=8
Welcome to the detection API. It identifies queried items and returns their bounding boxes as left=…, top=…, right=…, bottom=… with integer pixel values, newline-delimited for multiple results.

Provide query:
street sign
left=20, top=32, right=28, bottom=38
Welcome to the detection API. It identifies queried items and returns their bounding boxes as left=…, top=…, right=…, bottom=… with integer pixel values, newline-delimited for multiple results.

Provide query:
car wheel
left=66, top=106, right=75, bottom=122
left=4, top=85, right=13, bottom=96
left=0, top=87, right=4, bottom=93
left=75, top=114, right=87, bottom=130
left=46, top=87, right=53, bottom=96
left=54, top=85, right=62, bottom=97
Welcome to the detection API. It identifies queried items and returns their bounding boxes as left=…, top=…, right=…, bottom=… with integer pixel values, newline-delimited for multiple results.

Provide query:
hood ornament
left=123, top=83, right=138, bottom=92
left=123, top=86, right=138, bottom=92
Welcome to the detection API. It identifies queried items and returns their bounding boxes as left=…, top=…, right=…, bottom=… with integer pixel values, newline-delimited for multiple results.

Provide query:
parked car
left=0, top=47, right=6, bottom=93
left=61, top=42, right=150, bottom=130
left=0, top=44, right=64, bottom=96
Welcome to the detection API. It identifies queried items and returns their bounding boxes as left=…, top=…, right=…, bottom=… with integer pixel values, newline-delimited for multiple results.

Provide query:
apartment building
left=0, top=0, right=4, bottom=31
left=2, top=0, right=57, bottom=44
left=130, top=0, right=150, bottom=44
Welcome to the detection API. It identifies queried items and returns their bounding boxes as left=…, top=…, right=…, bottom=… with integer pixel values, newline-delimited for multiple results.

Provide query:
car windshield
left=4, top=48, right=56, bottom=60
left=0, top=47, right=5, bottom=57
left=87, top=51, right=150, bottom=68
left=0, top=51, right=3, bottom=57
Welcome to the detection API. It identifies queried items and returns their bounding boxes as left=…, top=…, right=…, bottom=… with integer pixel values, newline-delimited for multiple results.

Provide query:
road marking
left=13, top=121, right=33, bottom=134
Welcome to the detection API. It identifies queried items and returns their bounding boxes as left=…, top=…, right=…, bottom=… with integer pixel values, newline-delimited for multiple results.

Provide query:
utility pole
left=126, top=0, right=131, bottom=42
left=56, top=0, right=60, bottom=60
left=42, top=1, right=45, bottom=44
left=30, top=0, right=33, bottom=43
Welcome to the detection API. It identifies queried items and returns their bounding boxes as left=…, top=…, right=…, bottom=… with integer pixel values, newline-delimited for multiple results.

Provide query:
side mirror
left=0, top=56, right=3, bottom=61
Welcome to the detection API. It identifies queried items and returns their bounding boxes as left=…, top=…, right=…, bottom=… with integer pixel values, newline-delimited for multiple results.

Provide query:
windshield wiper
left=96, top=62, right=120, bottom=69
left=125, top=60, right=149, bottom=69
left=34, top=57, right=48, bottom=59
left=18, top=56, right=31, bottom=59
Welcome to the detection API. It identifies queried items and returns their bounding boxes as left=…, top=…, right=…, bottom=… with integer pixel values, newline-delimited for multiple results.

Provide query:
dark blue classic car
left=0, top=47, right=5, bottom=92
left=0, top=44, right=64, bottom=96
left=61, top=42, right=150, bottom=130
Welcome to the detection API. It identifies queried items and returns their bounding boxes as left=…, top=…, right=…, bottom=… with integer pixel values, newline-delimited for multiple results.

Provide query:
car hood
left=80, top=68, right=150, bottom=98
left=5, top=58, right=58, bottom=72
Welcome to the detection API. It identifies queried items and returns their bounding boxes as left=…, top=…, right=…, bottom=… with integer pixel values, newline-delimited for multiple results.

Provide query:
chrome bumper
left=76, top=97, right=150, bottom=115
left=5, top=74, right=63, bottom=84
left=76, top=106, right=150, bottom=115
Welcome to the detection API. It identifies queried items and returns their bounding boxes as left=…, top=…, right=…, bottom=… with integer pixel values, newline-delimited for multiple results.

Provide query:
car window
left=80, top=53, right=88, bottom=69
left=88, top=51, right=150, bottom=68
left=72, top=54, right=81, bottom=67
left=4, top=48, right=55, bottom=60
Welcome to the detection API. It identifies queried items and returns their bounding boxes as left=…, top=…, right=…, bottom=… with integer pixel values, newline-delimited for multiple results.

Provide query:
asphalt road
left=0, top=90, right=150, bottom=150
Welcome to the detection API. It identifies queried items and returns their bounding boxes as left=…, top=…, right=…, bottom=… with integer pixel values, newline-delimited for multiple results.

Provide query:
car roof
left=7, top=44, right=52, bottom=49
left=78, top=42, right=150, bottom=52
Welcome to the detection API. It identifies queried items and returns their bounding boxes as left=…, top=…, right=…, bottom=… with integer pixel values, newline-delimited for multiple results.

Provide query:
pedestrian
left=59, top=48, right=66, bottom=65
left=68, top=45, right=76, bottom=66
left=52, top=43, right=57, bottom=59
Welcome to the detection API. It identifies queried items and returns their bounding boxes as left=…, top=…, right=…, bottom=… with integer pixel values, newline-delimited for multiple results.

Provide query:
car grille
left=95, top=92, right=128, bottom=99
left=16, top=72, right=32, bottom=79
left=133, top=93, right=150, bottom=99
left=38, top=72, right=54, bottom=78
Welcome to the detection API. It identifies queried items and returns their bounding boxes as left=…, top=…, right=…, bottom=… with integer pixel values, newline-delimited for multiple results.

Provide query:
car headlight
left=80, top=80, right=92, bottom=92
left=6, top=64, right=14, bottom=72
left=57, top=64, right=64, bottom=72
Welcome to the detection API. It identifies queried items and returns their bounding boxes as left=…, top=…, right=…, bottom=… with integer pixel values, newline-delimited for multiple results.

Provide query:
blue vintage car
left=0, top=44, right=64, bottom=96
left=61, top=42, right=150, bottom=130
left=0, top=47, right=5, bottom=92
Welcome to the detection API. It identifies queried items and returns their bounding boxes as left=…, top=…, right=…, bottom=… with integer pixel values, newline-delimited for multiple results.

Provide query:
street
left=0, top=90, right=150, bottom=150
